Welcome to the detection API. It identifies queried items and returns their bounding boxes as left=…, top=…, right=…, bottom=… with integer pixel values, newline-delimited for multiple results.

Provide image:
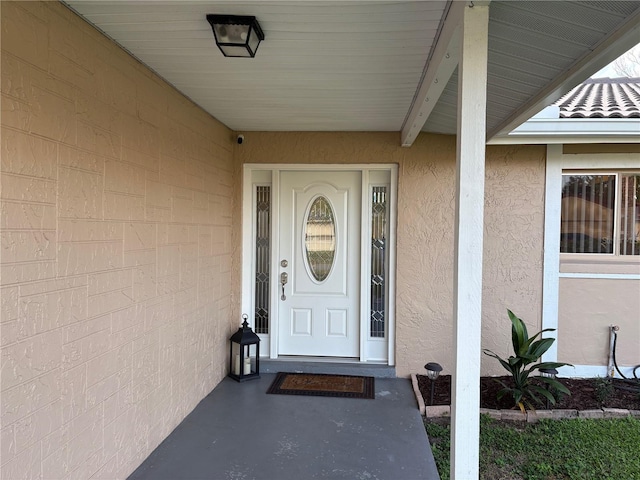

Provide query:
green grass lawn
left=426, top=415, right=640, bottom=480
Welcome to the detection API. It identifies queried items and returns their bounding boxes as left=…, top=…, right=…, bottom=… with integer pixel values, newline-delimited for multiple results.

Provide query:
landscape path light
left=424, top=362, right=443, bottom=406
left=539, top=367, right=559, bottom=410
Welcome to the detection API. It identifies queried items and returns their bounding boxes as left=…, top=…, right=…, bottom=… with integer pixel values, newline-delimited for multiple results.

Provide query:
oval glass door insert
left=304, top=196, right=336, bottom=282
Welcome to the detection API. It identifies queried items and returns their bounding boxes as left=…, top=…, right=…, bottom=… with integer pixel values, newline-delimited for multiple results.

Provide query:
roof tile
left=555, top=77, right=640, bottom=118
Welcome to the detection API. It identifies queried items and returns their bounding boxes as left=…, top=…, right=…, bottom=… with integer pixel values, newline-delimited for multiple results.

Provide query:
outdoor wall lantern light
left=206, top=14, right=264, bottom=58
left=539, top=367, right=558, bottom=409
left=424, top=362, right=443, bottom=406
left=229, top=314, right=261, bottom=382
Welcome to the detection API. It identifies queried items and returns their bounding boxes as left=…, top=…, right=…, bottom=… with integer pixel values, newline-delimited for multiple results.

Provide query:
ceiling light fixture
left=206, top=14, right=264, bottom=58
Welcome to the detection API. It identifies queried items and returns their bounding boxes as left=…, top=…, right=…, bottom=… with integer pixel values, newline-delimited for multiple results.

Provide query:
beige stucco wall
left=558, top=277, right=640, bottom=367
left=563, top=143, right=640, bottom=154
left=234, top=133, right=547, bottom=378
left=1, top=2, right=235, bottom=479
left=559, top=255, right=640, bottom=368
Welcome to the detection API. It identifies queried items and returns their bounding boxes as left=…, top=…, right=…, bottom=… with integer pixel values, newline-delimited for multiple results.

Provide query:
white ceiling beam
left=400, top=1, right=467, bottom=147
left=487, top=8, right=640, bottom=141
left=488, top=118, right=640, bottom=145
left=489, top=135, right=640, bottom=145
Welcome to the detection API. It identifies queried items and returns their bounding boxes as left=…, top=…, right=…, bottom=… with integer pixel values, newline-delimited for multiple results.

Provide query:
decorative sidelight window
left=254, top=186, right=270, bottom=334
left=304, top=196, right=336, bottom=282
left=370, top=186, right=387, bottom=338
left=560, top=173, right=639, bottom=255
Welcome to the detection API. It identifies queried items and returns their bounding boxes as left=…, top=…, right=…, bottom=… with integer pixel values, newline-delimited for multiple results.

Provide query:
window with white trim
left=560, top=172, right=639, bottom=255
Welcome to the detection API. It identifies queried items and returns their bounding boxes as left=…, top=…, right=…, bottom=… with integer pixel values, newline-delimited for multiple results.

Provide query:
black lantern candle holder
left=229, top=314, right=261, bottom=382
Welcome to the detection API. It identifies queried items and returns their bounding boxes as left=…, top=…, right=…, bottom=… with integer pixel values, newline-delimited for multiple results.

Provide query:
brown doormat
left=267, top=372, right=375, bottom=399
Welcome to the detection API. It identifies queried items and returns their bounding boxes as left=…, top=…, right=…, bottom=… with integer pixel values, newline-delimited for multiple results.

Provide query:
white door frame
left=241, top=164, right=398, bottom=365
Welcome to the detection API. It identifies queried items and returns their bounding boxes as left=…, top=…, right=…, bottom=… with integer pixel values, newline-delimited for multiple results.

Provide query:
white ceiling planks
left=65, top=0, right=640, bottom=138
left=422, top=0, right=640, bottom=138
left=65, top=0, right=445, bottom=131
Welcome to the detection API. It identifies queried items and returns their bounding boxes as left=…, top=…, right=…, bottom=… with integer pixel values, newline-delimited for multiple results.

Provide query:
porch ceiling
left=64, top=0, right=640, bottom=143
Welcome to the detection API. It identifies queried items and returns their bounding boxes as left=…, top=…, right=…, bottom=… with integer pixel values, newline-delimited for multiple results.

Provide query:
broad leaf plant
left=483, top=310, right=571, bottom=412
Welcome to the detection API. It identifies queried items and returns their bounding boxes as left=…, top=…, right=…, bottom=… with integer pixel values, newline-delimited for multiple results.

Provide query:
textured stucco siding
left=558, top=278, right=640, bottom=367
left=1, top=2, right=234, bottom=479
left=235, top=133, right=547, bottom=378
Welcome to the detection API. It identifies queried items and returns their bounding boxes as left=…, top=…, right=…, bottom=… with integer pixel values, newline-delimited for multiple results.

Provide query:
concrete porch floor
left=128, top=373, right=440, bottom=480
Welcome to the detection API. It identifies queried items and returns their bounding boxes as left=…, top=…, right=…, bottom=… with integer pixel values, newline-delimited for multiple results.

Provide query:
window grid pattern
left=370, top=187, right=387, bottom=338
left=254, top=186, right=270, bottom=334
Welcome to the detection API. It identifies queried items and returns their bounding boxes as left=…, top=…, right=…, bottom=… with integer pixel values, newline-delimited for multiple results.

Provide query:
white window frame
left=542, top=145, right=640, bottom=377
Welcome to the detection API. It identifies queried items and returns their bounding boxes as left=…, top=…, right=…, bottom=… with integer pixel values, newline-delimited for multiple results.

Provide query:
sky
left=593, top=63, right=618, bottom=78
left=591, top=43, right=640, bottom=79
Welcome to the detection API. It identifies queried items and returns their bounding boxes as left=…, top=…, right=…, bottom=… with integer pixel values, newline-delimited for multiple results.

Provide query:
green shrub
left=483, top=309, right=572, bottom=412
left=594, top=377, right=614, bottom=406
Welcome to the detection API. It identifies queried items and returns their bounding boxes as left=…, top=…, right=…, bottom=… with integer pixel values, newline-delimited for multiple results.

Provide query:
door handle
left=280, top=272, right=288, bottom=300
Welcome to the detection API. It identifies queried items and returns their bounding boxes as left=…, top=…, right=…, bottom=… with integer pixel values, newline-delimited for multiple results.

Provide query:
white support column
left=541, top=145, right=563, bottom=364
left=451, top=3, right=489, bottom=480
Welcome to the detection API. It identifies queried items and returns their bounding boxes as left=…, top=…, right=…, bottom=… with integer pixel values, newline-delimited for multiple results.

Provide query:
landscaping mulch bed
left=417, top=374, right=640, bottom=410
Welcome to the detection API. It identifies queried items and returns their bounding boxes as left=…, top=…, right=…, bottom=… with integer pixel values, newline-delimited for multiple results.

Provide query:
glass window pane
left=370, top=187, right=387, bottom=338
left=304, top=196, right=336, bottom=282
left=254, top=186, right=270, bottom=334
left=560, top=175, right=615, bottom=254
left=619, top=175, right=640, bottom=256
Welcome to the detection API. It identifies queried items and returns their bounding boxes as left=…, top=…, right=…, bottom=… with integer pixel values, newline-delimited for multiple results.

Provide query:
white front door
left=277, top=171, right=361, bottom=357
